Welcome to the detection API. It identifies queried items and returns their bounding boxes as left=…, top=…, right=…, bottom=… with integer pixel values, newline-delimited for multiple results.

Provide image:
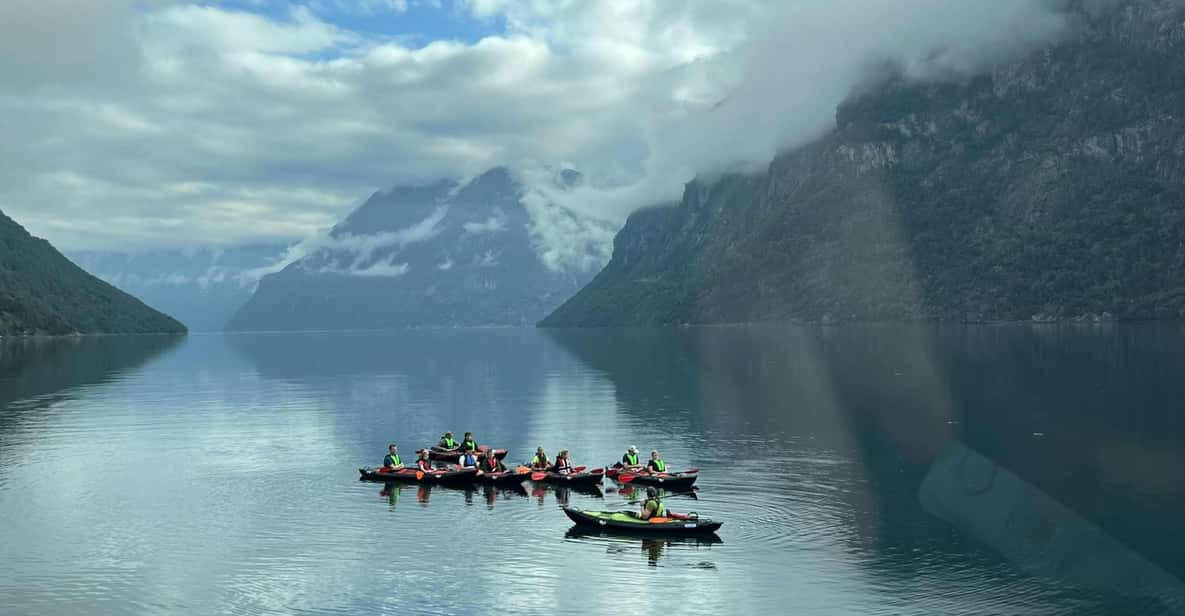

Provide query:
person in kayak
left=416, top=450, right=433, bottom=471
left=619, top=445, right=642, bottom=470
left=647, top=450, right=667, bottom=473
left=636, top=487, right=666, bottom=520
left=439, top=432, right=458, bottom=449
left=459, top=449, right=479, bottom=469
left=460, top=432, right=479, bottom=452
left=478, top=449, right=506, bottom=474
left=552, top=449, right=574, bottom=475
left=530, top=447, right=550, bottom=469
left=383, top=444, right=404, bottom=470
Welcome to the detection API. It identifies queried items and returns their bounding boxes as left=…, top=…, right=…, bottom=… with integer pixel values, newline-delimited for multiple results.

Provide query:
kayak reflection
left=611, top=485, right=698, bottom=502
left=530, top=483, right=604, bottom=507
left=565, top=528, right=723, bottom=568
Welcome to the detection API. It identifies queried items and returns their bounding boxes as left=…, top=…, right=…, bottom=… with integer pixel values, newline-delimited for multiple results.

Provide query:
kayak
left=359, top=466, right=478, bottom=484
left=531, top=468, right=604, bottom=487
left=427, top=445, right=508, bottom=462
left=563, top=507, right=722, bottom=535
left=476, top=468, right=532, bottom=487
left=607, top=468, right=698, bottom=491
left=564, top=527, right=723, bottom=545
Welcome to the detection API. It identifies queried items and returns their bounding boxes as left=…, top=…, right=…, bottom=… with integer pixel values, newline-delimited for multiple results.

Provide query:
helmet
left=646, top=487, right=658, bottom=498
left=628, top=445, right=638, bottom=453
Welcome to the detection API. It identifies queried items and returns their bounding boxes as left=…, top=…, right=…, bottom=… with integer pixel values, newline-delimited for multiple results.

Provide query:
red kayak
left=426, top=445, right=508, bottom=462
left=606, top=467, right=699, bottom=490
left=530, top=467, right=604, bottom=487
left=359, top=466, right=478, bottom=484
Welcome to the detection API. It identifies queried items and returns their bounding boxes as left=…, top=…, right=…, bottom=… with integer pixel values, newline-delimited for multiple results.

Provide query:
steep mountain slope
left=0, top=209, right=186, bottom=335
left=69, top=245, right=286, bottom=332
left=542, top=0, right=1185, bottom=327
left=226, top=168, right=592, bottom=330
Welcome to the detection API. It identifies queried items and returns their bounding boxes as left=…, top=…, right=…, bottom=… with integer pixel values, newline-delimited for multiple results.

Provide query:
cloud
left=316, top=257, right=411, bottom=278
left=240, top=205, right=446, bottom=284
left=0, top=0, right=1076, bottom=269
left=462, top=214, right=507, bottom=234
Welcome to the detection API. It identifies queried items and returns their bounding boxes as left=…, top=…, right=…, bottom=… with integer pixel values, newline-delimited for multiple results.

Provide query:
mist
left=537, top=0, right=1074, bottom=230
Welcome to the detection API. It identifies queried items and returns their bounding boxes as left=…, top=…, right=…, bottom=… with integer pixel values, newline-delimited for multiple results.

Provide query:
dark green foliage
left=541, top=0, right=1185, bottom=327
left=0, top=210, right=186, bottom=336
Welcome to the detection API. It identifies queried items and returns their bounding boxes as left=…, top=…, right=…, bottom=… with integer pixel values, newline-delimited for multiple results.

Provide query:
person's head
left=464, top=432, right=473, bottom=440
left=646, top=487, right=658, bottom=499
left=650, top=450, right=659, bottom=459
left=536, top=446, right=545, bottom=455
left=388, top=444, right=397, bottom=453
left=444, top=431, right=453, bottom=438
left=419, top=450, right=429, bottom=459
left=485, top=449, right=495, bottom=458
left=628, top=445, right=638, bottom=454
left=558, top=449, right=569, bottom=458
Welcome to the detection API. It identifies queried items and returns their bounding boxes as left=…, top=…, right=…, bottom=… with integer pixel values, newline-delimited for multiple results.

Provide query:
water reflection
left=565, top=528, right=723, bottom=568
left=920, top=442, right=1185, bottom=614
left=547, top=323, right=1185, bottom=612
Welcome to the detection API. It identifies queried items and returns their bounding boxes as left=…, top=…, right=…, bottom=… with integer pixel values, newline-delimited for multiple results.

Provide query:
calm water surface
left=1, top=325, right=1184, bottom=615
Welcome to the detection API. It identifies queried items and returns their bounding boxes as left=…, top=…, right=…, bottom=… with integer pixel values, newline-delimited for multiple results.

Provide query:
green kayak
left=563, top=507, right=722, bottom=535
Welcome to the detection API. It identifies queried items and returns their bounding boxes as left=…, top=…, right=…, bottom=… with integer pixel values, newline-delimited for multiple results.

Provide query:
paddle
left=530, top=471, right=547, bottom=481
left=416, top=471, right=424, bottom=480
left=648, top=517, right=671, bottom=524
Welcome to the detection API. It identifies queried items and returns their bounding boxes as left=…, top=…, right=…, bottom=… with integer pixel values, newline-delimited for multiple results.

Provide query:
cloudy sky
left=1, top=0, right=1072, bottom=262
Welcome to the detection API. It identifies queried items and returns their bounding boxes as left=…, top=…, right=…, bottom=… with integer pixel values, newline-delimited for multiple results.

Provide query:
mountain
left=542, top=0, right=1185, bottom=327
left=0, top=209, right=186, bottom=336
left=226, top=168, right=594, bottom=331
left=69, top=244, right=286, bottom=332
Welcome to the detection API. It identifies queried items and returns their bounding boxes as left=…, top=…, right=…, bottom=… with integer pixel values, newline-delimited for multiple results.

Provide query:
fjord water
left=1, top=326, right=1184, bottom=615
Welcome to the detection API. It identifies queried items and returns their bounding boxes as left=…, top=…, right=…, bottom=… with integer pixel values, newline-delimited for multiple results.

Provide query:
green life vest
left=652, top=459, right=666, bottom=472
left=442, top=437, right=457, bottom=448
left=645, top=498, right=666, bottom=517
left=386, top=453, right=401, bottom=466
left=462, top=440, right=477, bottom=451
left=625, top=452, right=638, bottom=465
left=532, top=454, right=548, bottom=465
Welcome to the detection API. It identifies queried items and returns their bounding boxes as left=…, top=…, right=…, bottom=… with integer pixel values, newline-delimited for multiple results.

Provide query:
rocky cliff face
left=227, top=168, right=592, bottom=330
left=542, top=0, right=1185, bottom=327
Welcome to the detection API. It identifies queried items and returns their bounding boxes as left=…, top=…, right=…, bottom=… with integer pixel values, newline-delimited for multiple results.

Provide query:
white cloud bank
left=0, top=0, right=1076, bottom=269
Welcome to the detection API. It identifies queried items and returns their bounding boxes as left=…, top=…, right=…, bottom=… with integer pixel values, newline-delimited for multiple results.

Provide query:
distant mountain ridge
left=69, top=244, right=286, bottom=332
left=542, top=0, right=1185, bottom=327
left=0, top=209, right=186, bottom=336
left=226, top=168, right=595, bottom=330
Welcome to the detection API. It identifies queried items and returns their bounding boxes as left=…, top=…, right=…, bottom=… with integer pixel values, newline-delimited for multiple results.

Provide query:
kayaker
left=478, top=449, right=506, bottom=473
left=636, top=487, right=666, bottom=520
left=439, top=432, right=459, bottom=450
left=620, top=445, right=642, bottom=470
left=552, top=449, right=573, bottom=475
left=460, top=432, right=479, bottom=452
left=416, top=450, right=432, bottom=471
left=383, top=444, right=404, bottom=470
left=459, top=449, right=479, bottom=468
left=530, top=446, right=550, bottom=469
left=647, top=450, right=667, bottom=473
